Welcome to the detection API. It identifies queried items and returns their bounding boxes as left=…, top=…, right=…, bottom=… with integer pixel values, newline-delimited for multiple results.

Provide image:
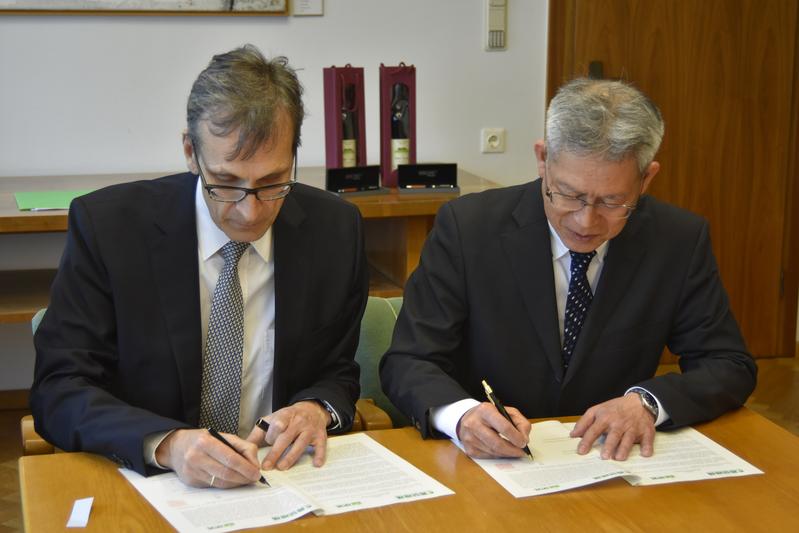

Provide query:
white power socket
left=481, top=128, right=506, bottom=153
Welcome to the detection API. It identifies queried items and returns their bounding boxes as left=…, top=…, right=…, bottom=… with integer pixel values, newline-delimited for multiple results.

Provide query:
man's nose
left=572, top=203, right=601, bottom=227
left=235, top=193, right=262, bottom=221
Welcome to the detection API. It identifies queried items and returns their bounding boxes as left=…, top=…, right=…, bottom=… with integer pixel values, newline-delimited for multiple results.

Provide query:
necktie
left=561, top=250, right=597, bottom=370
left=199, top=240, right=250, bottom=434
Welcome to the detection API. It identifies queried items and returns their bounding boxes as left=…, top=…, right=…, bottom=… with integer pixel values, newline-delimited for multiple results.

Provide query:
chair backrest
left=356, top=296, right=409, bottom=427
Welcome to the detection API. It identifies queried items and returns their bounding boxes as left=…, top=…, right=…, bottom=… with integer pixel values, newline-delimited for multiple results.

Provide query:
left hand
left=569, top=394, right=656, bottom=461
left=246, top=400, right=331, bottom=471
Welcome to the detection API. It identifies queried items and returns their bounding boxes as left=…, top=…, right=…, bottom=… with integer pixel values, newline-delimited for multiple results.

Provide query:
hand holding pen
left=207, top=428, right=269, bottom=486
left=481, top=380, right=533, bottom=460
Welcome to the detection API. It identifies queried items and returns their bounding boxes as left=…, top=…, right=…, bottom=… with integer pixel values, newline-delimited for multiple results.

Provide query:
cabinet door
left=548, top=0, right=799, bottom=357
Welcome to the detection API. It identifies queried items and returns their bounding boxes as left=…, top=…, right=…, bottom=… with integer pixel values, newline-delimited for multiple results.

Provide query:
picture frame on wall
left=0, top=1, right=289, bottom=16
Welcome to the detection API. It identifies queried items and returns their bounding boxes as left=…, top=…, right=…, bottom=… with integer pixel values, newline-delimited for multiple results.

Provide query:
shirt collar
left=195, top=177, right=273, bottom=263
left=547, top=221, right=609, bottom=264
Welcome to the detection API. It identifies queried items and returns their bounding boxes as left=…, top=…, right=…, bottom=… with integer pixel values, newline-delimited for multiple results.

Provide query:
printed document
left=121, top=433, right=453, bottom=532
left=460, top=421, right=762, bottom=498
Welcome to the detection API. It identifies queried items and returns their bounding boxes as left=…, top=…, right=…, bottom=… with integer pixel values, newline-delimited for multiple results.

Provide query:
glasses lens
left=208, top=188, right=245, bottom=202
left=596, top=204, right=634, bottom=219
left=256, top=183, right=294, bottom=201
left=551, top=193, right=584, bottom=212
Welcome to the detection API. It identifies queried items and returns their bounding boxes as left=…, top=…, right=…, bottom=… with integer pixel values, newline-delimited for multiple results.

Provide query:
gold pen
left=482, top=380, right=534, bottom=460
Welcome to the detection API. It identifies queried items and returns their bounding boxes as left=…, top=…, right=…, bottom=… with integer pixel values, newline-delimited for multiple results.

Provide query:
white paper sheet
left=121, top=433, right=452, bottom=532
left=459, top=421, right=763, bottom=497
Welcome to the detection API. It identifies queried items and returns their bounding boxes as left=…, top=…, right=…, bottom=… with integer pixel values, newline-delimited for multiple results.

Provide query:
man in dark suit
left=380, top=78, right=756, bottom=462
left=31, top=45, right=367, bottom=488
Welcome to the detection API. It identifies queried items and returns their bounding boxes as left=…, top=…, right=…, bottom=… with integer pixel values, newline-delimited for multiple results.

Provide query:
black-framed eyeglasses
left=194, top=144, right=297, bottom=203
left=543, top=167, right=641, bottom=220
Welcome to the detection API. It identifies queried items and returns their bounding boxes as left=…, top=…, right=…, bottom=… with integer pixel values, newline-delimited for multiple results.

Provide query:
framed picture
left=0, top=1, right=289, bottom=16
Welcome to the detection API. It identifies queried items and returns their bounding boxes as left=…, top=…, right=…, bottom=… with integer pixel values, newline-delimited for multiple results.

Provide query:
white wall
left=0, top=0, right=548, bottom=184
left=0, top=0, right=550, bottom=391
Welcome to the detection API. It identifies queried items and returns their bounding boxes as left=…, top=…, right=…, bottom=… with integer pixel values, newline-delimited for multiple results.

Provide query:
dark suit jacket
left=380, top=179, right=757, bottom=437
left=31, top=173, right=368, bottom=474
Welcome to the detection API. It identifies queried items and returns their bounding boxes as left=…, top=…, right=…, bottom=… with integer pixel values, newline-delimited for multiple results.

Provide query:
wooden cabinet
left=0, top=168, right=496, bottom=324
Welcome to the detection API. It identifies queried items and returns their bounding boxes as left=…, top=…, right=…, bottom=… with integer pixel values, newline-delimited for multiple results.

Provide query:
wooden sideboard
left=0, top=168, right=498, bottom=324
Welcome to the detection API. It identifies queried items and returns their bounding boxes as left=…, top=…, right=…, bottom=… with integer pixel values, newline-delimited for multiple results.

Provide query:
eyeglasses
left=194, top=145, right=297, bottom=203
left=544, top=188, right=638, bottom=219
left=543, top=170, right=641, bottom=220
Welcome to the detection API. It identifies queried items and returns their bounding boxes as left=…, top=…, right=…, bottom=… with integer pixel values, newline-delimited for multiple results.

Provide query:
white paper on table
left=121, top=432, right=453, bottom=532
left=119, top=470, right=316, bottom=533
left=260, top=432, right=454, bottom=515
left=457, top=420, right=762, bottom=498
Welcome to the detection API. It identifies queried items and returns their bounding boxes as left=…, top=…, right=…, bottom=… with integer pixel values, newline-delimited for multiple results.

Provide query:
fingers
left=571, top=395, right=657, bottom=460
left=506, top=407, right=532, bottom=443
left=457, top=403, right=529, bottom=459
left=260, top=402, right=329, bottom=471
left=159, top=429, right=262, bottom=489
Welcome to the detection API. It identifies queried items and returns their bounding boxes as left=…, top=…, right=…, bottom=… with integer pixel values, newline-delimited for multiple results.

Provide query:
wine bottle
left=341, top=84, right=358, bottom=168
left=390, top=83, right=410, bottom=171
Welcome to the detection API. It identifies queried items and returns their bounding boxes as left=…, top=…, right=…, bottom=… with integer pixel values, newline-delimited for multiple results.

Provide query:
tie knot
left=220, top=241, right=250, bottom=266
left=569, top=250, right=596, bottom=275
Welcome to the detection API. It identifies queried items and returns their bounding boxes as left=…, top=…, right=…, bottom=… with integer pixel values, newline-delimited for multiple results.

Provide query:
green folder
left=14, top=189, right=94, bottom=211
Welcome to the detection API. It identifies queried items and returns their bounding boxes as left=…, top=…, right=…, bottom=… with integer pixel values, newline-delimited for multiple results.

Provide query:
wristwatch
left=629, top=387, right=659, bottom=421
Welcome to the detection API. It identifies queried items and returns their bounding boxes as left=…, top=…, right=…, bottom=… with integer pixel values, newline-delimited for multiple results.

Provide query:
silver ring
left=209, top=474, right=215, bottom=488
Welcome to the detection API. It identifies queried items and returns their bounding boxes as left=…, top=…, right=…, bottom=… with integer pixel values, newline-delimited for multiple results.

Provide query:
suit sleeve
left=287, top=206, right=368, bottom=433
left=30, top=198, right=190, bottom=476
left=637, top=220, right=757, bottom=427
left=379, top=202, right=474, bottom=437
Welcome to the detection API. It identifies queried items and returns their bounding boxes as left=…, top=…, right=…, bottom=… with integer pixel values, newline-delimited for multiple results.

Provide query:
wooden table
left=19, top=408, right=799, bottom=532
left=0, top=168, right=497, bottom=324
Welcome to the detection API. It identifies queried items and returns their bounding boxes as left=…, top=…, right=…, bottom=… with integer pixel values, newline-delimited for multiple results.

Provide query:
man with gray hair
left=32, top=45, right=368, bottom=487
left=380, top=78, right=756, bottom=461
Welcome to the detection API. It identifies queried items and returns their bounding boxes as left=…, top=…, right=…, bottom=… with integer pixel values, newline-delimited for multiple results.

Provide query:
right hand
left=456, top=402, right=531, bottom=459
left=155, top=429, right=262, bottom=489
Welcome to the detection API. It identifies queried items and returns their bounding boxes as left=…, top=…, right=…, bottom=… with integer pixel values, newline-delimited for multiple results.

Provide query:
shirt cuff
left=430, top=398, right=481, bottom=440
left=319, top=399, right=341, bottom=431
left=143, top=429, right=175, bottom=469
left=625, top=386, right=670, bottom=427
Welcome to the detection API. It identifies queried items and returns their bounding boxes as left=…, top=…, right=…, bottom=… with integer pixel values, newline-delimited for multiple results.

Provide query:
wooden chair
left=22, top=298, right=401, bottom=454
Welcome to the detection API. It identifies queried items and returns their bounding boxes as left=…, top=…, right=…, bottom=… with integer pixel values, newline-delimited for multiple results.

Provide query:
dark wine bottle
left=390, top=83, right=410, bottom=171
left=341, top=84, right=358, bottom=168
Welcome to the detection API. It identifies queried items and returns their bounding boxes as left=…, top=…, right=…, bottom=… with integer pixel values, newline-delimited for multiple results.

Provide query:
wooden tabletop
left=18, top=408, right=799, bottom=532
left=0, top=167, right=497, bottom=233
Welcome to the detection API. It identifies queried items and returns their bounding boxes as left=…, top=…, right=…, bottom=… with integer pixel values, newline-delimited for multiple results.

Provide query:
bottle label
left=391, top=139, right=410, bottom=171
left=342, top=139, right=357, bottom=168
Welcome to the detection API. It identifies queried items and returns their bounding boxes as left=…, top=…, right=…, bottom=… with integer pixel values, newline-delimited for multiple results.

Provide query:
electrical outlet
left=481, top=128, right=506, bottom=153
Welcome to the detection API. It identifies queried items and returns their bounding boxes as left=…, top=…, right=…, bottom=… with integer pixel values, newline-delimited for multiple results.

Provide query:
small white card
left=66, top=496, right=94, bottom=528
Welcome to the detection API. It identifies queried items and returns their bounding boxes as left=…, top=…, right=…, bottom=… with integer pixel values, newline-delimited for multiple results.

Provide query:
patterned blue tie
left=199, top=241, right=250, bottom=434
left=562, top=250, right=597, bottom=370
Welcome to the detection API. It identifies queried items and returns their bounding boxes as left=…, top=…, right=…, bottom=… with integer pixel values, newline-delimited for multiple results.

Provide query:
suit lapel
left=563, top=198, right=650, bottom=385
left=272, top=191, right=310, bottom=409
left=147, top=174, right=202, bottom=423
left=501, top=180, right=564, bottom=380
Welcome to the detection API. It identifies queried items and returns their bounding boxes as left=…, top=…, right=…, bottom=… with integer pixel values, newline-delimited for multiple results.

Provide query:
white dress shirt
left=431, top=222, right=668, bottom=439
left=142, top=179, right=276, bottom=466
left=195, top=180, right=276, bottom=437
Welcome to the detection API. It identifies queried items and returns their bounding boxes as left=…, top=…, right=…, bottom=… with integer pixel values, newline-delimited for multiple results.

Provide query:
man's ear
left=533, top=140, right=547, bottom=178
left=182, top=130, right=199, bottom=175
left=641, top=161, right=660, bottom=194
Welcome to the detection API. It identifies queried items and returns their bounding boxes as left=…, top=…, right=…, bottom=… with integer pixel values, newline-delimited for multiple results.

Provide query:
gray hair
left=545, top=78, right=664, bottom=173
left=187, top=44, right=304, bottom=160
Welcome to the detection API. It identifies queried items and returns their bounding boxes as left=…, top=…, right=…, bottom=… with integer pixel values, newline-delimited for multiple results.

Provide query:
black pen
left=207, top=428, right=269, bottom=486
left=481, top=379, right=534, bottom=460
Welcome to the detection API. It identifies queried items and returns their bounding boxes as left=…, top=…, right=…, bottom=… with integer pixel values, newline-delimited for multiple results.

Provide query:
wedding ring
left=209, top=474, right=215, bottom=488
